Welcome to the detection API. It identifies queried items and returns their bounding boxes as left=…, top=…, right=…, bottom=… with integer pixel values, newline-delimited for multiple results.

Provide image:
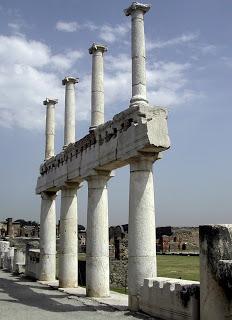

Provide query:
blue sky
left=0, top=0, right=231, bottom=227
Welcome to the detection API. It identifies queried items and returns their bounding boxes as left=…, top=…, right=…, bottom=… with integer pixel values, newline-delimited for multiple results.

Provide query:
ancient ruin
left=36, top=1, right=170, bottom=310
left=0, top=2, right=231, bottom=320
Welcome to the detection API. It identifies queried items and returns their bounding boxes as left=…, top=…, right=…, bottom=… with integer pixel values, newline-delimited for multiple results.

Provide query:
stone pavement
left=0, top=270, right=155, bottom=320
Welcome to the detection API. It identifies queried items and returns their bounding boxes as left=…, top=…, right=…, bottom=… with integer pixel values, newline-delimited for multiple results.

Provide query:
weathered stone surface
left=139, top=277, right=200, bottom=320
left=39, top=192, right=56, bottom=281
left=200, top=224, right=232, bottom=320
left=36, top=105, right=170, bottom=193
left=62, top=77, right=78, bottom=148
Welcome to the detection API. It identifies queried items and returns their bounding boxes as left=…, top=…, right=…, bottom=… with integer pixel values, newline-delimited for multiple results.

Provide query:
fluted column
left=128, top=155, right=157, bottom=311
left=124, top=2, right=151, bottom=106
left=39, top=191, right=57, bottom=281
left=89, top=43, right=107, bottom=130
left=59, top=184, right=80, bottom=288
left=62, top=77, right=79, bottom=148
left=85, top=171, right=113, bottom=297
left=43, top=98, right=58, bottom=160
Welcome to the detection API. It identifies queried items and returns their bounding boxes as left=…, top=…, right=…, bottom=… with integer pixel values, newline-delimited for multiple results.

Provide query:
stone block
left=200, top=224, right=232, bottom=320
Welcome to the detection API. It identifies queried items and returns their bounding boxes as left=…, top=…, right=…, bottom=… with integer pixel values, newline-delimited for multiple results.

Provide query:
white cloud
left=0, top=35, right=83, bottom=130
left=103, top=54, right=196, bottom=112
left=56, top=21, right=80, bottom=32
left=98, top=23, right=129, bottom=43
left=56, top=20, right=130, bottom=44
left=200, top=44, right=217, bottom=55
left=147, top=32, right=199, bottom=50
left=0, top=31, right=197, bottom=131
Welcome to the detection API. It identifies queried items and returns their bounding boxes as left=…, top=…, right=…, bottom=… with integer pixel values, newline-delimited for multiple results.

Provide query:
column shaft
left=124, top=3, right=150, bottom=106
left=43, top=98, right=58, bottom=160
left=131, top=10, right=147, bottom=103
left=89, top=44, right=107, bottom=130
left=45, top=103, right=55, bottom=159
left=39, top=192, right=56, bottom=281
left=86, top=174, right=110, bottom=297
left=63, top=77, right=78, bottom=148
left=59, top=187, right=78, bottom=288
left=128, top=156, right=156, bottom=311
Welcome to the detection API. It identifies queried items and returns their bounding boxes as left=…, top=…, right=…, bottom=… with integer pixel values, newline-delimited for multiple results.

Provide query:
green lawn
left=157, top=255, right=200, bottom=281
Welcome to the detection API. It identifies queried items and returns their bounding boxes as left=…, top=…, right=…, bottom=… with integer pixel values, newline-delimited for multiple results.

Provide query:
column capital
left=89, top=43, right=108, bottom=55
left=61, top=181, right=83, bottom=190
left=124, top=2, right=151, bottom=16
left=43, top=98, right=58, bottom=106
left=62, top=76, right=79, bottom=86
left=41, top=191, right=57, bottom=201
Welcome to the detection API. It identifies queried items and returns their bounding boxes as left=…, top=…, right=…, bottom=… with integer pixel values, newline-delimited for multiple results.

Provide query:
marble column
left=59, top=184, right=80, bottom=288
left=43, top=98, right=58, bottom=160
left=124, top=2, right=151, bottom=106
left=62, top=77, right=79, bottom=148
left=39, top=191, right=57, bottom=281
left=89, top=43, right=107, bottom=130
left=128, top=155, right=157, bottom=311
left=86, top=171, right=112, bottom=297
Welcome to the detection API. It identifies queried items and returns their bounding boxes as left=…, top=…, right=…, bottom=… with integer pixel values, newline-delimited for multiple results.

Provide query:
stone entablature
left=36, top=105, right=170, bottom=193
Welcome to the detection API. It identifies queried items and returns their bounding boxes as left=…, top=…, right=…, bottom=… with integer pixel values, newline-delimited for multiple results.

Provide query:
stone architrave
left=39, top=191, right=57, bottom=281
left=128, top=155, right=157, bottom=311
left=62, top=77, right=79, bottom=149
left=124, top=2, right=151, bottom=106
left=43, top=98, right=58, bottom=160
left=59, top=183, right=81, bottom=288
left=85, top=171, right=113, bottom=297
left=89, top=43, right=107, bottom=130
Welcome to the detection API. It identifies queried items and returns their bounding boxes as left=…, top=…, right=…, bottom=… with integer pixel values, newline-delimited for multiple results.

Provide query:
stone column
left=43, top=98, right=58, bottom=160
left=89, top=43, right=107, bottom=130
left=124, top=2, right=151, bottom=106
left=39, top=191, right=57, bottom=281
left=85, top=171, right=112, bottom=297
left=59, top=184, right=80, bottom=288
left=6, top=218, right=13, bottom=237
left=62, top=77, right=79, bottom=148
left=128, top=155, right=157, bottom=311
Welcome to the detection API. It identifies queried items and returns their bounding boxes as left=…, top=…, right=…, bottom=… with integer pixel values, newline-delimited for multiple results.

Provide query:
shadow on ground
left=0, top=273, right=150, bottom=319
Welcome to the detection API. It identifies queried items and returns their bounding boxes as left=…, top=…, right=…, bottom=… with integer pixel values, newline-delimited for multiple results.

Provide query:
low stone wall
left=139, top=277, right=200, bottom=320
left=0, top=241, right=10, bottom=268
left=25, top=249, right=40, bottom=279
left=110, top=259, right=128, bottom=289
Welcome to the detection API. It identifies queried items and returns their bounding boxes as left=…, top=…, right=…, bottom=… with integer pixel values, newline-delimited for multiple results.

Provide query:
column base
left=86, top=256, right=109, bottom=297
left=128, top=294, right=139, bottom=311
left=39, top=253, right=56, bottom=282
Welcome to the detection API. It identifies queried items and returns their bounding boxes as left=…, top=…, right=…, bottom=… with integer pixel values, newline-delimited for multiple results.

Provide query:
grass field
left=112, top=255, right=200, bottom=294
left=78, top=254, right=200, bottom=281
left=157, top=255, right=200, bottom=281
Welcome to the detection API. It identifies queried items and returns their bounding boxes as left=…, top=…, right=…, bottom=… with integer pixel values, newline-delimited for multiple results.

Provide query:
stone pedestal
left=59, top=185, right=79, bottom=288
left=86, top=171, right=112, bottom=297
left=124, top=2, right=151, bottom=106
left=200, top=225, right=232, bottom=320
left=128, top=156, right=157, bottom=311
left=62, top=77, right=78, bottom=148
left=39, top=191, right=57, bottom=281
left=13, top=248, right=26, bottom=274
left=89, top=43, right=107, bottom=130
left=43, top=98, right=58, bottom=160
